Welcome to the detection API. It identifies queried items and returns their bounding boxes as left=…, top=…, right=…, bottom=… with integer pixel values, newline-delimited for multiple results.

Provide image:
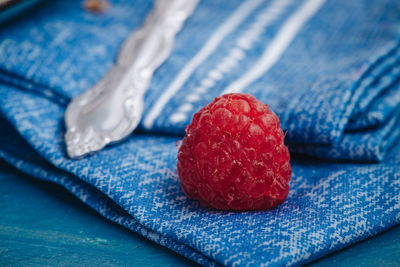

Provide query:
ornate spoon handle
left=65, top=0, right=198, bottom=158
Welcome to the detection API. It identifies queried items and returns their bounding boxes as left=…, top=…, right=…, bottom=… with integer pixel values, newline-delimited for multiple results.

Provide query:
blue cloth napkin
left=0, top=0, right=399, bottom=266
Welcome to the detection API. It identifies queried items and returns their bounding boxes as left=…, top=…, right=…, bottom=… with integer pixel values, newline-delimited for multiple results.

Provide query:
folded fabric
left=0, top=0, right=399, bottom=266
left=2, top=0, right=400, bottom=161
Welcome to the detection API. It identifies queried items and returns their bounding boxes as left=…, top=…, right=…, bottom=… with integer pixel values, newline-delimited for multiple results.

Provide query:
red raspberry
left=177, top=93, right=291, bottom=210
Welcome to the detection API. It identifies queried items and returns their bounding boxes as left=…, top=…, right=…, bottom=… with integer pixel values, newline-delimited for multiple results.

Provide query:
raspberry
left=177, top=93, right=291, bottom=210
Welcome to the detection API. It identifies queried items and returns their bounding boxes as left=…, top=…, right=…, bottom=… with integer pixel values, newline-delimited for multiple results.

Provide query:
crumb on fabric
left=83, top=0, right=110, bottom=14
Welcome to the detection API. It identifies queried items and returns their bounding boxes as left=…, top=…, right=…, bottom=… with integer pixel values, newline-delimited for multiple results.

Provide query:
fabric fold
left=0, top=87, right=399, bottom=266
left=2, top=0, right=399, bottom=161
left=0, top=119, right=215, bottom=266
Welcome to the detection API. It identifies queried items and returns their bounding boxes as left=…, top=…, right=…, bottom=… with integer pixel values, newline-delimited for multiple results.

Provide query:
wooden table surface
left=1, top=160, right=399, bottom=266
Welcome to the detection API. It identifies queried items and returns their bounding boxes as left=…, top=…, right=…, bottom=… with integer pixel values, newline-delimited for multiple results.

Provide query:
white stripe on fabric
left=222, top=0, right=326, bottom=94
left=170, top=0, right=293, bottom=123
left=143, top=0, right=264, bottom=129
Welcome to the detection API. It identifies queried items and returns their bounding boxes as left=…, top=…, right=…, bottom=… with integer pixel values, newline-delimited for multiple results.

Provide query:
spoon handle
left=65, top=0, right=198, bottom=158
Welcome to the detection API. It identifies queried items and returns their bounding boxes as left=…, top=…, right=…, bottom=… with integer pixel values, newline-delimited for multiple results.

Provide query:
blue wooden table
left=0, top=159, right=399, bottom=266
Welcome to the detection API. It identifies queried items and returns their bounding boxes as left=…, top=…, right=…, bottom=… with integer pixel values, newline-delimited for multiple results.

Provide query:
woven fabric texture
left=0, top=0, right=399, bottom=266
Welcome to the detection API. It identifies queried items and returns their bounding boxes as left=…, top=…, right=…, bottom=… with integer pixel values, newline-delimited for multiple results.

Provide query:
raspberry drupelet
left=177, top=93, right=291, bottom=210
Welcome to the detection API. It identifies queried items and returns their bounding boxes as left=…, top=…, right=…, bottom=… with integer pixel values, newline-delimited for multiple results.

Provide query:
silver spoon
left=65, top=0, right=198, bottom=158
